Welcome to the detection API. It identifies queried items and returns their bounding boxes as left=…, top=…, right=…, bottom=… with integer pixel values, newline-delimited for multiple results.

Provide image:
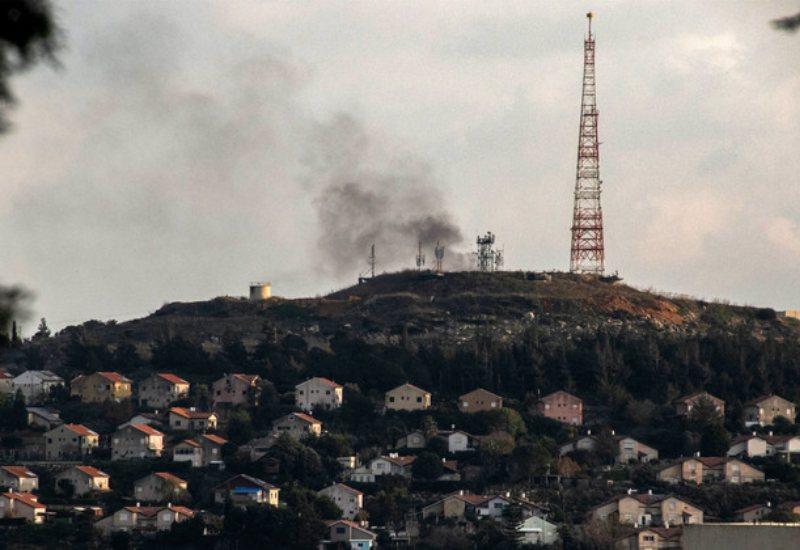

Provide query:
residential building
left=0, top=368, right=13, bottom=394
left=744, top=395, right=797, bottom=426
left=518, top=515, right=559, bottom=546
left=458, top=388, right=503, bottom=413
left=272, top=412, right=322, bottom=440
left=295, top=377, right=343, bottom=412
left=0, top=491, right=46, bottom=523
left=117, top=413, right=162, bottom=430
left=318, top=483, right=364, bottom=520
left=169, top=407, right=218, bottom=432
left=396, top=430, right=427, bottom=449
left=213, top=474, right=279, bottom=507
left=138, top=373, right=190, bottom=409
left=55, top=465, right=110, bottom=496
left=657, top=457, right=764, bottom=484
left=422, top=491, right=543, bottom=522
left=615, top=527, right=682, bottom=550
left=173, top=434, right=227, bottom=467
left=765, top=433, right=800, bottom=459
left=319, top=519, right=377, bottom=550
left=734, top=503, right=772, bottom=522
left=435, top=430, right=476, bottom=453
left=558, top=433, right=658, bottom=463
left=0, top=466, right=38, bottom=492
left=95, top=504, right=195, bottom=535
left=384, top=383, right=431, bottom=411
left=591, top=492, right=704, bottom=527
left=727, top=434, right=773, bottom=458
left=26, top=407, right=62, bottom=430
left=133, top=472, right=189, bottom=503
left=45, top=423, right=99, bottom=460
left=675, top=392, right=726, bottom=418
left=12, top=370, right=64, bottom=403
left=212, top=373, right=260, bottom=407
left=111, top=423, right=164, bottom=460
left=350, top=455, right=415, bottom=483
left=70, top=372, right=132, bottom=403
left=538, top=390, right=583, bottom=425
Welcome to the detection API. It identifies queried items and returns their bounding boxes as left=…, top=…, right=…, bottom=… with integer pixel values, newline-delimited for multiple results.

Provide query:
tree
left=412, top=451, right=443, bottom=480
left=0, top=1, right=60, bottom=132
left=57, top=478, right=75, bottom=498
left=226, top=409, right=254, bottom=445
left=32, top=317, right=50, bottom=340
left=10, top=389, right=27, bottom=429
left=700, top=422, right=730, bottom=456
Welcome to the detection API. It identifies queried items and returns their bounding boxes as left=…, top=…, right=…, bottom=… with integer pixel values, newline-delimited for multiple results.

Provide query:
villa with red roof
left=169, top=407, right=218, bottom=432
left=70, top=371, right=132, bottom=403
left=55, top=465, right=110, bottom=496
left=133, top=472, right=189, bottom=503
left=319, top=519, right=377, bottom=549
left=45, top=423, right=99, bottom=460
left=111, top=423, right=165, bottom=460
left=95, top=503, right=195, bottom=535
left=0, top=466, right=38, bottom=492
left=272, top=412, right=323, bottom=440
left=173, top=434, right=228, bottom=467
left=295, top=377, right=343, bottom=412
left=0, top=490, right=46, bottom=523
left=318, top=483, right=364, bottom=519
left=212, top=373, right=261, bottom=407
left=138, top=373, right=190, bottom=409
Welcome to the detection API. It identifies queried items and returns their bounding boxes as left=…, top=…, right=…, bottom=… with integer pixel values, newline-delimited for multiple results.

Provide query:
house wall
left=139, top=377, right=189, bottom=409
left=45, top=426, right=98, bottom=460
left=459, top=390, right=503, bottom=413
left=746, top=397, right=797, bottom=426
left=0, top=471, right=38, bottom=492
left=385, top=386, right=430, bottom=411
left=212, top=376, right=257, bottom=407
left=295, top=379, right=343, bottom=412
left=538, top=392, right=582, bottom=425
left=112, top=427, right=162, bottom=460
left=319, top=485, right=362, bottom=519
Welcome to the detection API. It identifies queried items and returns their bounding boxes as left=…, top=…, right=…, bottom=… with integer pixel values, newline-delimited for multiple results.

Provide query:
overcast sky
left=1, top=1, right=798, bottom=332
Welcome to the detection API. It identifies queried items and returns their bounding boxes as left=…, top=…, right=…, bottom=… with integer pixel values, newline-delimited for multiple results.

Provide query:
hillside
left=22, top=271, right=800, bottom=363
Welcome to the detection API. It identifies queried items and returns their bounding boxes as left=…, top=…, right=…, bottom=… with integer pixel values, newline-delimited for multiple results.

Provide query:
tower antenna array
left=569, top=12, right=605, bottom=275
left=416, top=240, right=426, bottom=271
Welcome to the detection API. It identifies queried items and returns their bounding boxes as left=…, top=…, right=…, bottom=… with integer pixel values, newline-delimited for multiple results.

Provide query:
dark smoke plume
left=309, top=114, right=469, bottom=276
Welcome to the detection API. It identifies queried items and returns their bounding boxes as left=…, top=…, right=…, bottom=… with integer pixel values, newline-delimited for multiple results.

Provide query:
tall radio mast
left=569, top=12, right=605, bottom=275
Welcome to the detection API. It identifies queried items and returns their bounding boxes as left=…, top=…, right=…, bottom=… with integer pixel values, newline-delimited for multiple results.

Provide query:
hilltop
left=20, top=270, right=799, bottom=367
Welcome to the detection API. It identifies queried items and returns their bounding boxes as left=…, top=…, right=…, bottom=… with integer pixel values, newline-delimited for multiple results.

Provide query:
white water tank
left=249, top=282, right=271, bottom=301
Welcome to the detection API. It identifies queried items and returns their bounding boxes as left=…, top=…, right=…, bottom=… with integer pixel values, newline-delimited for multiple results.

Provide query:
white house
left=350, top=455, right=415, bottom=483
left=318, top=483, right=364, bottom=520
left=12, top=370, right=64, bottom=403
left=0, top=466, right=38, bottom=492
left=518, top=515, right=559, bottom=546
left=728, top=434, right=773, bottom=458
left=295, top=377, right=343, bottom=412
left=437, top=430, right=475, bottom=453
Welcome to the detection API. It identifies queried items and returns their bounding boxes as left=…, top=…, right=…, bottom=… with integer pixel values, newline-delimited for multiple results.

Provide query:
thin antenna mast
left=416, top=240, right=426, bottom=271
left=434, top=241, right=445, bottom=273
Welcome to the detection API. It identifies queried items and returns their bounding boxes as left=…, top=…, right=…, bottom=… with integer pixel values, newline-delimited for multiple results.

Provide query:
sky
left=1, top=1, right=799, bottom=333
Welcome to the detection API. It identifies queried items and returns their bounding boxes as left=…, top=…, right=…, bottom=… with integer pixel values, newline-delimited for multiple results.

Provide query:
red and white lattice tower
left=570, top=12, right=605, bottom=275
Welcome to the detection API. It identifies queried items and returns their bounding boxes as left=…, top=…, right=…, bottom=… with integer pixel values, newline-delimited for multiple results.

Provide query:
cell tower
left=415, top=240, right=426, bottom=271
left=569, top=12, right=605, bottom=275
left=434, top=241, right=445, bottom=273
left=358, top=243, right=376, bottom=284
left=475, top=232, right=501, bottom=272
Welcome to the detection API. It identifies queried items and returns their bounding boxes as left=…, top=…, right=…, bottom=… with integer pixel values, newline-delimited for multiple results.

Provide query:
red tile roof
left=129, top=423, right=164, bottom=436
left=539, top=389, right=580, bottom=402
left=232, top=374, right=259, bottom=384
left=459, top=388, right=503, bottom=401
left=2, top=491, right=44, bottom=509
left=153, top=472, right=187, bottom=485
left=383, top=455, right=416, bottom=467
left=389, top=382, right=430, bottom=395
left=178, top=439, right=202, bottom=448
left=0, top=368, right=12, bottom=380
left=75, top=465, right=109, bottom=478
left=0, top=466, right=37, bottom=479
left=97, top=371, right=132, bottom=384
left=157, top=373, right=189, bottom=385
left=124, top=505, right=161, bottom=517
left=331, top=483, right=363, bottom=495
left=202, top=434, right=228, bottom=446
left=290, top=412, right=321, bottom=425
left=170, top=407, right=215, bottom=420
left=64, top=423, right=98, bottom=437
left=304, top=377, right=342, bottom=389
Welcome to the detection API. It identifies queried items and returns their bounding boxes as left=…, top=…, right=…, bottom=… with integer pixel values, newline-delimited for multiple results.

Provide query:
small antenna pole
left=416, top=240, right=426, bottom=271
left=369, top=243, right=376, bottom=278
left=434, top=241, right=445, bottom=274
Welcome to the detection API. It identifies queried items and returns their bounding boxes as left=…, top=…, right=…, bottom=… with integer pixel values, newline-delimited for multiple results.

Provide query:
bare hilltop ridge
left=29, top=271, right=800, bottom=361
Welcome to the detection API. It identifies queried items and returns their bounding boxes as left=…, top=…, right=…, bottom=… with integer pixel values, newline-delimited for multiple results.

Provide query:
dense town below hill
left=1, top=271, right=800, bottom=549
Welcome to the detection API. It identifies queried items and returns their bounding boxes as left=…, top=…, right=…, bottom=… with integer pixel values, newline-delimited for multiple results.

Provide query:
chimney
left=769, top=431, right=773, bottom=437
left=587, top=429, right=591, bottom=435
left=451, top=424, right=455, bottom=430
left=505, top=491, right=511, bottom=498
left=611, top=429, right=615, bottom=436
left=627, top=488, right=633, bottom=495
left=648, top=489, right=652, bottom=495
left=752, top=431, right=756, bottom=436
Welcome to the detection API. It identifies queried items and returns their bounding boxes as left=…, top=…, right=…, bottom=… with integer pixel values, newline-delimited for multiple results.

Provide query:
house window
left=336, top=527, right=346, bottom=534
left=417, top=397, right=422, bottom=402
left=389, top=397, right=395, bottom=402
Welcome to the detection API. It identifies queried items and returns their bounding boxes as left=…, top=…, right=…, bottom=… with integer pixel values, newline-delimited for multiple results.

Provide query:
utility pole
left=570, top=12, right=605, bottom=275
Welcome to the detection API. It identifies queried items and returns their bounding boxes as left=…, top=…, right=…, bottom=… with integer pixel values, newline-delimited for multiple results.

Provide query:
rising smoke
left=308, top=114, right=467, bottom=276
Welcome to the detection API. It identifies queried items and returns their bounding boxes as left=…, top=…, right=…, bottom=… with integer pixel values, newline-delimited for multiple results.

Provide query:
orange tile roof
left=459, top=387, right=503, bottom=401
left=2, top=491, right=45, bottom=509
left=383, top=455, right=416, bottom=467
left=232, top=374, right=259, bottom=384
left=178, top=439, right=202, bottom=448
left=304, top=376, right=342, bottom=388
left=170, top=407, right=215, bottom=419
left=157, top=373, right=189, bottom=385
left=331, top=483, right=363, bottom=495
left=75, top=465, right=109, bottom=478
left=291, top=412, right=321, bottom=425
left=202, top=434, right=228, bottom=446
left=97, top=371, right=132, bottom=384
left=166, top=504, right=195, bottom=517
left=1, top=466, right=37, bottom=479
left=64, top=423, right=98, bottom=437
left=153, top=472, right=187, bottom=485
left=0, top=368, right=12, bottom=380
left=129, top=423, right=164, bottom=436
left=124, top=505, right=161, bottom=517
